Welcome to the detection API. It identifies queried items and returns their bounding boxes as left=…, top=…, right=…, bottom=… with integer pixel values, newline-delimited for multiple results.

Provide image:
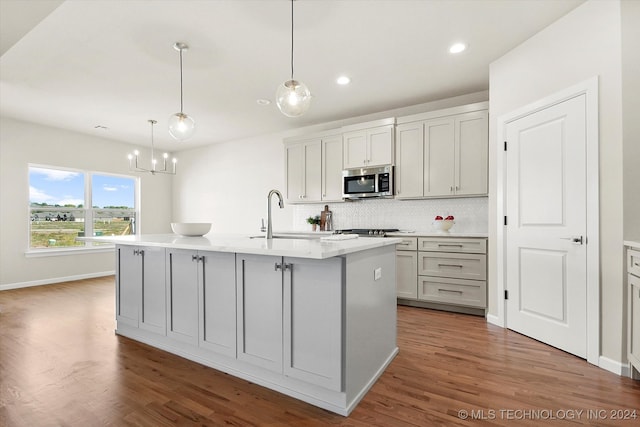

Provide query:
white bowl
left=432, top=220, right=454, bottom=232
left=171, top=222, right=211, bottom=237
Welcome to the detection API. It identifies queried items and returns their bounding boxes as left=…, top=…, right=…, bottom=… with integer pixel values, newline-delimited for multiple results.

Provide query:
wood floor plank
left=0, top=276, right=638, bottom=426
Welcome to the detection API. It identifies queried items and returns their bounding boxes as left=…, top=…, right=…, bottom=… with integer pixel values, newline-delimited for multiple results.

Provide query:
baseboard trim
left=0, top=271, right=115, bottom=291
left=598, top=356, right=628, bottom=377
left=486, top=313, right=503, bottom=327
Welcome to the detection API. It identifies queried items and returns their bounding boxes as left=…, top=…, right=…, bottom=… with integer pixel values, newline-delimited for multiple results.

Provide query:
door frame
left=495, top=77, right=600, bottom=365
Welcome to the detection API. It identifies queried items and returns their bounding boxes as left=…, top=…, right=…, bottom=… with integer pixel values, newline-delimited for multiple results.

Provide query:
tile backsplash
left=292, top=197, right=488, bottom=233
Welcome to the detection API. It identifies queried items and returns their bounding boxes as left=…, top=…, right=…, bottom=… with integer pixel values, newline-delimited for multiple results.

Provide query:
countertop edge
left=79, top=234, right=401, bottom=259
left=625, top=240, right=640, bottom=249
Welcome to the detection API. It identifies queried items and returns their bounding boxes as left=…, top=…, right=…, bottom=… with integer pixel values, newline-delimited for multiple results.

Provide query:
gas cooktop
left=336, top=228, right=399, bottom=237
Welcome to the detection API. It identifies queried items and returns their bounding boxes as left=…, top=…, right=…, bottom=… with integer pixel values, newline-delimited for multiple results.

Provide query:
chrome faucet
left=267, top=189, right=284, bottom=239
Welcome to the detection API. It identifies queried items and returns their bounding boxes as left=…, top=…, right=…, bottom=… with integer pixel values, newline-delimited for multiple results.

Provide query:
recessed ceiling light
left=449, top=43, right=467, bottom=54
left=256, top=99, right=271, bottom=106
left=336, top=76, right=351, bottom=85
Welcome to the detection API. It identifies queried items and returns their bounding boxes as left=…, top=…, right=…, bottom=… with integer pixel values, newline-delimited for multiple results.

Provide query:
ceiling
left=0, top=0, right=584, bottom=151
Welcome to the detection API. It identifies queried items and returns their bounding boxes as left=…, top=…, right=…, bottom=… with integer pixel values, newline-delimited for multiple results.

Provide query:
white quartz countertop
left=80, top=233, right=401, bottom=259
left=625, top=240, right=640, bottom=249
left=386, top=231, right=488, bottom=238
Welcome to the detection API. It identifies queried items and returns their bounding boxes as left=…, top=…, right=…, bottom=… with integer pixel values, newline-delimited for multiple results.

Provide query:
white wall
left=488, top=0, right=625, bottom=364
left=171, top=91, right=490, bottom=234
left=622, top=0, right=640, bottom=243
left=0, top=116, right=173, bottom=288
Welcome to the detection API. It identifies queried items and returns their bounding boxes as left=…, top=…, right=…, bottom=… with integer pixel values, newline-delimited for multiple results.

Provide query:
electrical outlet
left=374, top=267, right=382, bottom=281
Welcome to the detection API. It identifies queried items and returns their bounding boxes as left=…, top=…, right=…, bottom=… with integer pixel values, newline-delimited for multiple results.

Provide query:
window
left=29, top=165, right=138, bottom=250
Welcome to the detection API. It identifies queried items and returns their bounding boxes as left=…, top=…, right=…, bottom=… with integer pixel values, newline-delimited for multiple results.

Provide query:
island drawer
left=418, top=276, right=486, bottom=308
left=629, top=249, right=640, bottom=277
left=396, top=237, right=418, bottom=251
left=418, top=237, right=486, bottom=254
left=418, top=252, right=486, bottom=280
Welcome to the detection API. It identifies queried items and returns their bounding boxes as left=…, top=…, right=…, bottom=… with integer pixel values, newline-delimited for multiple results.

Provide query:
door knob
left=560, top=236, right=584, bottom=245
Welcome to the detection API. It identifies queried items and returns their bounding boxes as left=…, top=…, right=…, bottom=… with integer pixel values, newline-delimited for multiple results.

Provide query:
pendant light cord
left=290, top=0, right=294, bottom=80
left=149, top=120, right=156, bottom=160
left=179, top=48, right=184, bottom=113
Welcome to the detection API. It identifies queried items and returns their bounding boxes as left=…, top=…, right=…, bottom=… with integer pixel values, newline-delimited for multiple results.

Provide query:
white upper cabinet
left=395, top=103, right=488, bottom=199
left=284, top=130, right=343, bottom=204
left=342, top=118, right=395, bottom=169
left=455, top=110, right=489, bottom=196
left=395, top=122, right=424, bottom=198
left=321, top=135, right=344, bottom=202
left=284, top=139, right=321, bottom=203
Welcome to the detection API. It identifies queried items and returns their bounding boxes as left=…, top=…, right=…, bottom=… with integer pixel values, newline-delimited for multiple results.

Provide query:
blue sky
left=29, top=167, right=135, bottom=208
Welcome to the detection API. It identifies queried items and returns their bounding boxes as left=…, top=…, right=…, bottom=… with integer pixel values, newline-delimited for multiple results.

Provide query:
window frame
left=26, top=164, right=140, bottom=255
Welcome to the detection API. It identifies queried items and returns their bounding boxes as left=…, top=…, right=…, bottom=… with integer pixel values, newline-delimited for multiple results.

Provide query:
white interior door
left=505, top=94, right=587, bottom=358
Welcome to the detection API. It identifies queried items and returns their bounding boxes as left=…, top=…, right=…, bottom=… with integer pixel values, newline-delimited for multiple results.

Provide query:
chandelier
left=128, top=120, right=177, bottom=175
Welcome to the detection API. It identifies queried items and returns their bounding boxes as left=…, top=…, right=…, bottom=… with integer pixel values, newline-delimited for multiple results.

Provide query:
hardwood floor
left=0, top=276, right=638, bottom=426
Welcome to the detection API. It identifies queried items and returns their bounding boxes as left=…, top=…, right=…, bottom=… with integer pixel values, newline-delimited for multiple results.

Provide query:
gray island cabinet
left=109, top=234, right=400, bottom=416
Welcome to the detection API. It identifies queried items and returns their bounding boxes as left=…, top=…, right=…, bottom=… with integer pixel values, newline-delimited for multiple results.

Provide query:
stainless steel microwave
left=342, top=165, right=394, bottom=199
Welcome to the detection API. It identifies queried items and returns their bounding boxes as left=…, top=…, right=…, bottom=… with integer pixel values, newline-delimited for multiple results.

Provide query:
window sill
left=25, top=246, right=115, bottom=258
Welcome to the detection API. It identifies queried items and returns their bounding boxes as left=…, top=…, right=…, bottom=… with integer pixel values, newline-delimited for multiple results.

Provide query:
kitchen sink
left=249, top=233, right=322, bottom=240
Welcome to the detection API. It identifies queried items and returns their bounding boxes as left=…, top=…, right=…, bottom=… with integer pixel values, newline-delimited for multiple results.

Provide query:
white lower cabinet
left=628, top=248, right=640, bottom=377
left=236, top=254, right=343, bottom=390
left=283, top=256, right=343, bottom=391
left=396, top=237, right=418, bottom=299
left=166, top=249, right=236, bottom=353
left=116, top=245, right=166, bottom=335
left=236, top=254, right=284, bottom=373
left=200, top=252, right=237, bottom=357
left=395, top=237, right=487, bottom=313
left=166, top=249, right=199, bottom=344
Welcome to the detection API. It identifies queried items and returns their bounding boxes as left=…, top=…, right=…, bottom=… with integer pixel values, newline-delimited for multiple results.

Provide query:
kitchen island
left=85, top=233, right=400, bottom=416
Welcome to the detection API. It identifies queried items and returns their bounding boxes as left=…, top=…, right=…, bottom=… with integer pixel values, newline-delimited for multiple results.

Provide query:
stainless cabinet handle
left=283, top=263, right=292, bottom=271
left=399, top=241, right=411, bottom=245
left=438, top=263, right=464, bottom=268
left=275, top=263, right=282, bottom=271
left=438, top=244, right=463, bottom=247
left=192, top=254, right=198, bottom=262
left=138, top=249, right=144, bottom=256
left=438, top=288, right=463, bottom=294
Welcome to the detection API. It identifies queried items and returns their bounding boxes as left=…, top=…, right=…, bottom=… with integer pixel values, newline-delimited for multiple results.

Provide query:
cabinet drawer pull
left=635, top=262, right=640, bottom=267
left=192, top=255, right=199, bottom=262
left=399, top=241, right=411, bottom=246
left=275, top=263, right=282, bottom=271
left=438, top=263, right=464, bottom=268
left=438, top=288, right=463, bottom=294
left=437, top=244, right=463, bottom=247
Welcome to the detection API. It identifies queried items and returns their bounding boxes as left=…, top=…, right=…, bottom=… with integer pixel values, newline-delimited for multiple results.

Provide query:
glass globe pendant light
left=168, top=42, right=196, bottom=141
left=276, top=0, right=311, bottom=117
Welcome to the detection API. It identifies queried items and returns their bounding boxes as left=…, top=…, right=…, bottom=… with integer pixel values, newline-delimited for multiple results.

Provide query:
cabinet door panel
left=456, top=110, right=488, bottom=196
left=395, top=122, right=424, bottom=198
left=367, top=125, right=393, bottom=166
left=283, top=257, right=343, bottom=391
left=200, top=252, right=237, bottom=357
left=322, top=135, right=344, bottom=201
left=236, top=254, right=283, bottom=373
left=630, top=275, right=640, bottom=369
left=304, top=141, right=322, bottom=201
left=139, top=247, right=166, bottom=334
left=396, top=251, right=417, bottom=299
left=343, top=131, right=367, bottom=168
left=116, top=245, right=140, bottom=327
left=166, top=249, right=198, bottom=344
left=424, top=118, right=455, bottom=197
left=285, top=144, right=304, bottom=203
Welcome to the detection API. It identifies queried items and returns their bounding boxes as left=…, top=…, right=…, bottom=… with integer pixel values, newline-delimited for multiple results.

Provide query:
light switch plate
left=374, top=267, right=382, bottom=280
